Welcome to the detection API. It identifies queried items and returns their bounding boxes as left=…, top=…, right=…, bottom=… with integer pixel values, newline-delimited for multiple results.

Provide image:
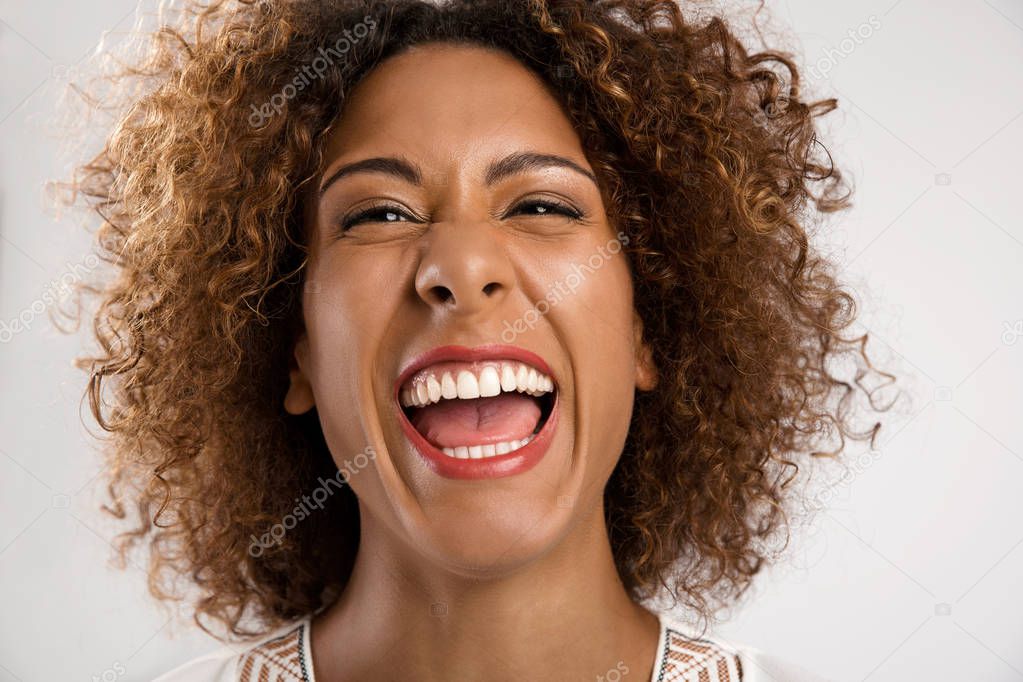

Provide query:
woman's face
left=286, top=42, right=656, bottom=575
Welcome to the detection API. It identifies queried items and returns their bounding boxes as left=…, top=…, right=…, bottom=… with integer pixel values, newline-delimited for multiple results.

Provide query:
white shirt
left=154, top=610, right=831, bottom=681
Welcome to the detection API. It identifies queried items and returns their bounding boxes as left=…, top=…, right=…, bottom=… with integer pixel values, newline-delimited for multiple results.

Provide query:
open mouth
left=398, top=361, right=557, bottom=460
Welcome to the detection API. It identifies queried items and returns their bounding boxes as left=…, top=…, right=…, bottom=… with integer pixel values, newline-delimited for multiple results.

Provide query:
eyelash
left=341, top=205, right=412, bottom=231
left=340, top=198, right=584, bottom=231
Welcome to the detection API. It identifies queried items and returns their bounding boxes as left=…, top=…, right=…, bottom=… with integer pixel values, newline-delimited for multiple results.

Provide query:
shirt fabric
left=153, top=611, right=831, bottom=681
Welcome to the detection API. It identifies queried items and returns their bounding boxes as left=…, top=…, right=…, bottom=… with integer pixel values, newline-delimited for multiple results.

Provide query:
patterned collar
left=235, top=613, right=743, bottom=681
left=651, top=616, right=743, bottom=681
left=237, top=619, right=312, bottom=681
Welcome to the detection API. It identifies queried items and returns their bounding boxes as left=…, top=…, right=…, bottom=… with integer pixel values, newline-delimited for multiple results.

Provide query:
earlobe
left=632, top=311, right=658, bottom=392
left=283, top=333, right=316, bottom=415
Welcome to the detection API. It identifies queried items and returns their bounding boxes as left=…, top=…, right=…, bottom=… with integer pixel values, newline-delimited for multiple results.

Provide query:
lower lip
left=396, top=395, right=559, bottom=480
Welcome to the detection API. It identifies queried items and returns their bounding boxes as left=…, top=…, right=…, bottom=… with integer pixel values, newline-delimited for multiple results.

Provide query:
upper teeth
left=400, top=361, right=554, bottom=408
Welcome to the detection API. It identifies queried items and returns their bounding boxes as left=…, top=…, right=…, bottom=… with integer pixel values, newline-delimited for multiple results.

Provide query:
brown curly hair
left=60, top=0, right=894, bottom=640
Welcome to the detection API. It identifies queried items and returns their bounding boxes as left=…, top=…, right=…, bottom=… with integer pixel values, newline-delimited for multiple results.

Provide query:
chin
left=408, top=499, right=575, bottom=579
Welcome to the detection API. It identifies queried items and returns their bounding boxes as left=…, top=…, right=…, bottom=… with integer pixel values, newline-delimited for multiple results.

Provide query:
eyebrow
left=317, top=151, right=598, bottom=197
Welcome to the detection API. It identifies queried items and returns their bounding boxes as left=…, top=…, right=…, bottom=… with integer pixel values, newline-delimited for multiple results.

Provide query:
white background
left=1, top=1, right=1021, bottom=680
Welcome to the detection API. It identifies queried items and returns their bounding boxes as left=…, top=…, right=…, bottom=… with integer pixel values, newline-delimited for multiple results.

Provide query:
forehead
left=320, top=42, right=585, bottom=171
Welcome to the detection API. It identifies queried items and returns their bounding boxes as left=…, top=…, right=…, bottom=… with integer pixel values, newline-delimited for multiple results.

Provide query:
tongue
left=409, top=393, right=541, bottom=448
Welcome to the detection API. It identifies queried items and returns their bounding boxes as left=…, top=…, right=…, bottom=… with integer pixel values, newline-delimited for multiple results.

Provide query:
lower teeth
left=440, top=434, right=536, bottom=459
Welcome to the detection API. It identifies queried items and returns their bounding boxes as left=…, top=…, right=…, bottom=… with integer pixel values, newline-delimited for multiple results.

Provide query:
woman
left=64, top=0, right=889, bottom=679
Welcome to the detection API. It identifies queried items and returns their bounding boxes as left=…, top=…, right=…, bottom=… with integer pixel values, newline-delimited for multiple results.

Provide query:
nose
left=414, top=220, right=515, bottom=316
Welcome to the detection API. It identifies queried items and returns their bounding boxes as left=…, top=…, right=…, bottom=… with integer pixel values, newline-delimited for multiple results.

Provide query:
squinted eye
left=341, top=204, right=415, bottom=231
left=510, top=199, right=583, bottom=220
left=339, top=198, right=584, bottom=233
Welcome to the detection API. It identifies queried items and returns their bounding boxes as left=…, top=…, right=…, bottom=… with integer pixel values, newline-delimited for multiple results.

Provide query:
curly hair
left=60, top=0, right=894, bottom=640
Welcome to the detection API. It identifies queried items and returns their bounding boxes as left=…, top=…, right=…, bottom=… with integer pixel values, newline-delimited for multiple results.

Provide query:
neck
left=310, top=498, right=661, bottom=682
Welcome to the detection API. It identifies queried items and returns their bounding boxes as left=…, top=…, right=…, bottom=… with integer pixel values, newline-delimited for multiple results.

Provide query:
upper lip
left=394, top=343, right=556, bottom=400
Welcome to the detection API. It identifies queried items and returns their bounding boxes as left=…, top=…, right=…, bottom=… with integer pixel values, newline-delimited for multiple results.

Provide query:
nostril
left=430, top=285, right=454, bottom=304
left=422, top=281, right=503, bottom=307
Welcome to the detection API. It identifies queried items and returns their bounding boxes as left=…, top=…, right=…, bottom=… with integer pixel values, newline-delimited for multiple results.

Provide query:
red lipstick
left=394, top=344, right=559, bottom=480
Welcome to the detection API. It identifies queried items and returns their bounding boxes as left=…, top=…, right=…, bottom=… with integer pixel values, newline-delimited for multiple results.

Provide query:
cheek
left=575, top=254, right=638, bottom=398
left=302, top=251, right=405, bottom=462
left=548, top=241, right=638, bottom=467
left=554, top=241, right=636, bottom=368
left=306, top=249, right=406, bottom=359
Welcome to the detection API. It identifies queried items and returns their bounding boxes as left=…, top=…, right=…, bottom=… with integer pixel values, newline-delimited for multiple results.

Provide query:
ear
left=632, top=310, right=658, bottom=392
left=283, top=326, right=316, bottom=415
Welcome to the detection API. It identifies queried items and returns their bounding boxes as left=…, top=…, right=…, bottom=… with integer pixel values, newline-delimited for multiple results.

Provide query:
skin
left=284, top=42, right=661, bottom=682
